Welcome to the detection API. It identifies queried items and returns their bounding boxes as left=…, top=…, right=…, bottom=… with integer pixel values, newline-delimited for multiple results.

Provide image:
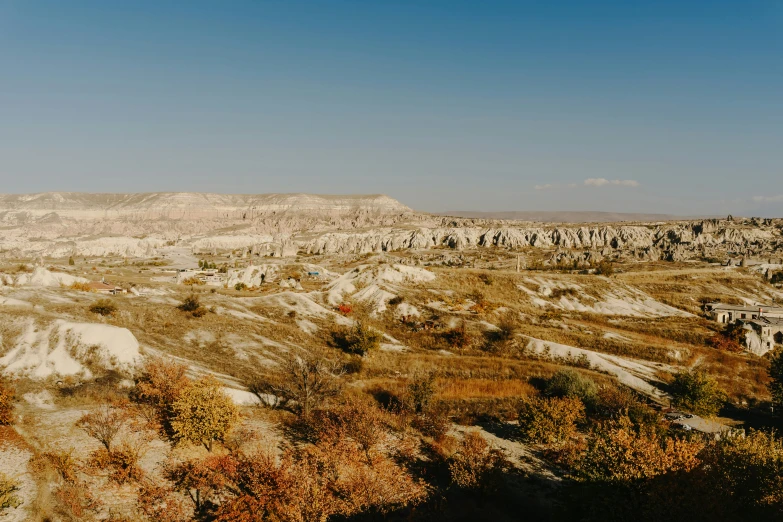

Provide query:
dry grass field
left=1, top=248, right=783, bottom=521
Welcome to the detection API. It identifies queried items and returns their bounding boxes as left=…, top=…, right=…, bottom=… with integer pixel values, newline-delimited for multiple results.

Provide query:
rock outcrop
left=0, top=192, right=780, bottom=262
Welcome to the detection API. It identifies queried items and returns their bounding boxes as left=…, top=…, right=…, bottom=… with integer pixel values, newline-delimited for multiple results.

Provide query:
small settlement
left=706, top=302, right=783, bottom=355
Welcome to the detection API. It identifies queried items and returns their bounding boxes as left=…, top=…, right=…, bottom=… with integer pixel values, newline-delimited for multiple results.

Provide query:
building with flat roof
left=705, top=302, right=783, bottom=324
left=705, top=303, right=783, bottom=355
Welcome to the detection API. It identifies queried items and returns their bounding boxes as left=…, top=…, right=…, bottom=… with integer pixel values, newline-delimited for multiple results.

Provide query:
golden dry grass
left=436, top=378, right=536, bottom=399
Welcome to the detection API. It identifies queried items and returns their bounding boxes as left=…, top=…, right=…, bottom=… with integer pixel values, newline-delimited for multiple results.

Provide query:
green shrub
left=406, top=374, right=436, bottom=414
left=332, top=320, right=383, bottom=356
left=178, top=294, right=201, bottom=313
left=546, top=369, right=598, bottom=407
left=670, top=369, right=727, bottom=416
left=593, top=261, right=615, bottom=276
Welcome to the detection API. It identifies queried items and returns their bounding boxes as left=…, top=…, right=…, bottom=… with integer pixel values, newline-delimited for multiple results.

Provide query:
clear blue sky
left=0, top=1, right=781, bottom=215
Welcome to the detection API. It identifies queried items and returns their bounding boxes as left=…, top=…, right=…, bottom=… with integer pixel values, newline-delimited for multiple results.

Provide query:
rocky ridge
left=0, top=192, right=781, bottom=262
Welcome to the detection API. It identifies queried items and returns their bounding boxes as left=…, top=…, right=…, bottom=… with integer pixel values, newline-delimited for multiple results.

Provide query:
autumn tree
left=708, top=321, right=746, bottom=353
left=315, top=398, right=389, bottom=464
left=0, top=379, right=15, bottom=426
left=77, top=404, right=129, bottom=452
left=698, top=430, right=783, bottom=513
left=167, top=454, right=233, bottom=515
left=332, top=448, right=429, bottom=517
left=518, top=396, right=584, bottom=445
left=131, top=358, right=190, bottom=433
left=251, top=352, right=343, bottom=419
left=171, top=376, right=240, bottom=451
left=449, top=432, right=510, bottom=496
left=669, top=369, right=727, bottom=416
left=213, top=450, right=338, bottom=522
left=768, top=347, right=783, bottom=406
left=137, top=481, right=190, bottom=522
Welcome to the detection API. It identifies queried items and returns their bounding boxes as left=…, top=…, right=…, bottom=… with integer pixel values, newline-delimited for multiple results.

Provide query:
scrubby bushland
left=170, top=375, right=240, bottom=452
left=252, top=351, right=344, bottom=419
left=30, top=450, right=101, bottom=520
left=559, top=424, right=783, bottom=522
left=518, top=396, right=584, bottom=445
left=571, top=416, right=703, bottom=483
left=88, top=298, right=117, bottom=316
left=137, top=481, right=190, bottom=522
left=669, top=369, right=727, bottom=416
left=166, top=400, right=428, bottom=521
left=448, top=432, right=510, bottom=496
left=87, top=442, right=145, bottom=485
left=0, top=379, right=14, bottom=425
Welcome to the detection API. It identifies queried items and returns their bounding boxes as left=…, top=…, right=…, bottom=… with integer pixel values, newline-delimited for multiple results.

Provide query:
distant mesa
left=0, top=191, right=412, bottom=221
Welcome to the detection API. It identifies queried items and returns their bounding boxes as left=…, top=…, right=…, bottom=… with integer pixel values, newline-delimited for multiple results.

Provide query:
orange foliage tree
left=517, top=396, right=585, bottom=445
left=571, top=416, right=703, bottom=483
left=130, top=358, right=191, bottom=434
left=0, top=379, right=15, bottom=426
left=170, top=376, right=240, bottom=452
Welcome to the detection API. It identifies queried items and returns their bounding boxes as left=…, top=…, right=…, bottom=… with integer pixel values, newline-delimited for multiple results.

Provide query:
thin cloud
left=584, top=178, right=639, bottom=187
left=753, top=195, right=783, bottom=203
left=535, top=179, right=638, bottom=190
left=534, top=182, right=578, bottom=191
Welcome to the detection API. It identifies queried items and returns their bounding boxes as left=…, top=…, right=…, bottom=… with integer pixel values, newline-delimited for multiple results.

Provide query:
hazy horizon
left=1, top=1, right=781, bottom=216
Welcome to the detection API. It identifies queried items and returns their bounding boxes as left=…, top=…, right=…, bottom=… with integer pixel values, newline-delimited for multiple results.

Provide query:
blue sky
left=0, top=1, right=781, bottom=215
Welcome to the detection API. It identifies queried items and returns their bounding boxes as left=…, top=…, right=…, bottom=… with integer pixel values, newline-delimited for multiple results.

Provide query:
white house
left=706, top=302, right=783, bottom=355
left=705, top=303, right=783, bottom=324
